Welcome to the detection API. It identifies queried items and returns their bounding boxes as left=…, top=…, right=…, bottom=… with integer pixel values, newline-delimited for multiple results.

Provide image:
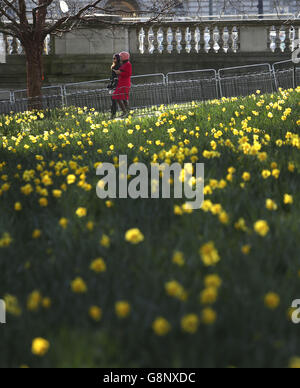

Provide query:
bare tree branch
left=32, top=0, right=53, bottom=30
left=0, top=0, right=182, bottom=98
left=18, top=0, right=30, bottom=30
left=2, top=0, right=20, bottom=17
left=45, top=0, right=181, bottom=35
left=43, top=0, right=104, bottom=35
left=0, top=7, right=20, bottom=35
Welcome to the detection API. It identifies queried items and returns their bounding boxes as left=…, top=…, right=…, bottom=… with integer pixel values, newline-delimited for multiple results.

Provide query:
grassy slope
left=0, top=89, right=300, bottom=368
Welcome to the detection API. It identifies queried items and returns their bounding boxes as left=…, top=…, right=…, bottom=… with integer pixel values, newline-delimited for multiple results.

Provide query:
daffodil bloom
left=89, top=306, right=102, bottom=321
left=71, top=277, right=87, bottom=294
left=125, top=228, right=144, bottom=245
left=264, top=292, right=280, bottom=310
left=115, top=301, right=130, bottom=318
left=284, top=194, right=293, bottom=205
left=254, top=220, right=270, bottom=237
left=181, top=314, right=199, bottom=334
left=201, top=308, right=217, bottom=325
left=90, top=258, right=107, bottom=273
left=152, top=317, right=171, bottom=336
left=76, top=207, right=87, bottom=218
left=32, top=338, right=50, bottom=356
left=199, top=242, right=220, bottom=266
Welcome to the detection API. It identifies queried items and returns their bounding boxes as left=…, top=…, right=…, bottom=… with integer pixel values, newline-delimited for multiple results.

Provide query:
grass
left=0, top=88, right=300, bottom=368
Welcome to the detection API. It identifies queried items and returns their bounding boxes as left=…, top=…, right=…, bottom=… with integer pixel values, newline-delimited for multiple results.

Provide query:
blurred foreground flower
left=59, top=218, right=68, bottom=229
left=289, top=357, right=300, bottom=369
left=90, top=258, right=107, bottom=273
left=71, top=277, right=87, bottom=293
left=284, top=194, right=293, bottom=205
left=125, top=228, right=144, bottom=245
left=31, top=338, right=50, bottom=356
left=202, top=308, right=217, bottom=325
left=76, top=207, right=87, bottom=218
left=0, top=233, right=13, bottom=248
left=254, top=220, right=270, bottom=237
left=199, top=242, right=220, bottom=266
left=181, top=314, right=199, bottom=334
left=115, top=301, right=131, bottom=318
left=27, top=290, right=42, bottom=312
left=172, top=251, right=185, bottom=267
left=4, top=294, right=22, bottom=316
left=152, top=317, right=171, bottom=336
left=264, top=292, right=280, bottom=310
left=89, top=306, right=102, bottom=322
left=165, top=280, right=187, bottom=301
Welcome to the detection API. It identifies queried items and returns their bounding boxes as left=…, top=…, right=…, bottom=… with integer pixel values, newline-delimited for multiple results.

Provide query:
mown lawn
left=0, top=88, right=300, bottom=368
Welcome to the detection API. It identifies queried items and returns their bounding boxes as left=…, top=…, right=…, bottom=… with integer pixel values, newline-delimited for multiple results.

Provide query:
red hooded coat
left=112, top=61, right=132, bottom=101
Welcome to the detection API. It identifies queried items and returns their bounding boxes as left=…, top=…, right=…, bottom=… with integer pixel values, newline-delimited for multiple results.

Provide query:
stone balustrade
left=3, top=34, right=52, bottom=55
left=1, top=19, right=299, bottom=57
left=137, top=24, right=239, bottom=55
left=1, top=18, right=300, bottom=90
left=137, top=20, right=300, bottom=55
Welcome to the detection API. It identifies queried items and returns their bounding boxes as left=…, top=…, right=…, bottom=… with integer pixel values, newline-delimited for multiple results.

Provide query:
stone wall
left=0, top=19, right=298, bottom=90
left=0, top=51, right=292, bottom=90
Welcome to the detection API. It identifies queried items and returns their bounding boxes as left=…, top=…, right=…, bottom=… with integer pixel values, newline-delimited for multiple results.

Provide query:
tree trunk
left=24, top=40, right=44, bottom=109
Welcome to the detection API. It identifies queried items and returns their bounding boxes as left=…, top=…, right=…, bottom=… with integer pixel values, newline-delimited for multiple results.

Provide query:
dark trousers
left=111, top=98, right=117, bottom=116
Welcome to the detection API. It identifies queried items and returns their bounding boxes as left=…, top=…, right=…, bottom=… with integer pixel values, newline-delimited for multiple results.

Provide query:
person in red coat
left=112, top=51, right=132, bottom=118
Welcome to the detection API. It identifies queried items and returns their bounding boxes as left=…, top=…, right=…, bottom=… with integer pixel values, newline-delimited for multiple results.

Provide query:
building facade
left=19, top=1, right=300, bottom=17
left=99, top=0, right=300, bottom=16
left=180, top=1, right=299, bottom=16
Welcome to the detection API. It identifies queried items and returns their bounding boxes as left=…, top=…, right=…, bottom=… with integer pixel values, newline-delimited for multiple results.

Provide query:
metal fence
left=273, top=60, right=300, bottom=90
left=0, top=90, right=12, bottom=102
left=0, top=60, right=299, bottom=116
left=64, top=79, right=111, bottom=96
left=131, top=74, right=165, bottom=86
left=63, top=74, right=165, bottom=95
left=166, top=69, right=218, bottom=104
left=12, top=85, right=65, bottom=102
left=218, top=63, right=275, bottom=98
left=65, top=90, right=111, bottom=112
left=0, top=94, right=67, bottom=114
left=0, top=100, right=12, bottom=114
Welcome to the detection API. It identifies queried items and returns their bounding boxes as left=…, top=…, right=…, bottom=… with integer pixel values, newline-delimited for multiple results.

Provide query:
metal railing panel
left=13, top=85, right=64, bottom=101
left=64, top=79, right=111, bottom=95
left=273, top=60, right=300, bottom=90
left=219, top=63, right=274, bottom=97
left=0, top=63, right=299, bottom=116
left=167, top=69, right=219, bottom=103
